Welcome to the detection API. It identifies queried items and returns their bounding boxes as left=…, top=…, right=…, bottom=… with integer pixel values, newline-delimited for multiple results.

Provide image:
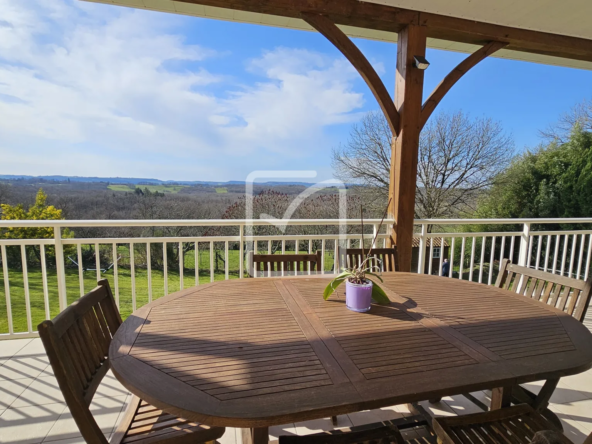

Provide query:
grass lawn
left=107, top=184, right=188, bottom=194
left=215, top=187, right=228, bottom=193
left=0, top=248, right=336, bottom=334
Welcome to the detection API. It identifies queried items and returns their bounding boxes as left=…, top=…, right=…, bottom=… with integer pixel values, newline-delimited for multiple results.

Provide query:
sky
left=0, top=0, right=591, bottom=183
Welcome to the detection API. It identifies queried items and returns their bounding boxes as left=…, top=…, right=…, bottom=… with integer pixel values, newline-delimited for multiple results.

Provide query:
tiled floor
left=1, top=338, right=591, bottom=444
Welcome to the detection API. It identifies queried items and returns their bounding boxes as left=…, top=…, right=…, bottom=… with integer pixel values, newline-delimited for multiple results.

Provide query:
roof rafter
left=170, top=0, right=592, bottom=63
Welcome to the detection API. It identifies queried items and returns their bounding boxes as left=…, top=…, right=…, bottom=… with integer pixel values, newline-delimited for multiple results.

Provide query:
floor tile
left=443, top=394, right=489, bottom=415
left=269, top=423, right=297, bottom=441
left=0, top=356, right=50, bottom=381
left=0, top=378, right=34, bottom=409
left=218, top=427, right=238, bottom=444
left=95, top=372, right=129, bottom=399
left=13, top=339, right=46, bottom=357
left=294, top=417, right=337, bottom=435
left=44, top=395, right=127, bottom=442
left=0, top=402, right=67, bottom=444
left=522, top=380, right=590, bottom=404
left=552, top=399, right=592, bottom=432
left=11, top=377, right=65, bottom=408
left=562, top=369, right=592, bottom=395
left=0, top=339, right=33, bottom=359
left=419, top=400, right=456, bottom=417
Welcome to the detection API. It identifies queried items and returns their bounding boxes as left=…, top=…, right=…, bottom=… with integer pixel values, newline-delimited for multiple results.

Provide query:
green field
left=0, top=249, right=336, bottom=334
left=108, top=184, right=188, bottom=193
left=215, top=187, right=228, bottom=193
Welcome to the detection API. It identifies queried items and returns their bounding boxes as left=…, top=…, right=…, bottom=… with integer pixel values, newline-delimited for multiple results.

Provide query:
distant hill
left=0, top=175, right=318, bottom=186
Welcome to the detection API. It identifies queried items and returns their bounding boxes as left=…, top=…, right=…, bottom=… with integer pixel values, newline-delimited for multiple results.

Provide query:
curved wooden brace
left=420, top=41, right=508, bottom=129
left=302, top=12, right=400, bottom=135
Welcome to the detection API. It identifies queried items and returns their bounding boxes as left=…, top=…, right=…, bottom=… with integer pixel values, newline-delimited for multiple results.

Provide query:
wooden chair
left=337, top=247, right=399, bottom=272
left=38, top=279, right=225, bottom=444
left=433, top=404, right=592, bottom=444
left=495, top=259, right=592, bottom=321
left=248, top=250, right=322, bottom=277
left=279, top=413, right=435, bottom=444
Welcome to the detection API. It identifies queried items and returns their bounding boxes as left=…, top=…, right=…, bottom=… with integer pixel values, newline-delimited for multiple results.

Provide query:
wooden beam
left=421, top=41, right=508, bottom=128
left=389, top=24, right=427, bottom=272
left=301, top=12, right=400, bottom=135
left=170, top=0, right=592, bottom=64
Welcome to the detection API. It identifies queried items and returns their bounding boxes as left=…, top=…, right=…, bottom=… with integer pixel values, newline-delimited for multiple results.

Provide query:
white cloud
left=0, top=0, right=366, bottom=180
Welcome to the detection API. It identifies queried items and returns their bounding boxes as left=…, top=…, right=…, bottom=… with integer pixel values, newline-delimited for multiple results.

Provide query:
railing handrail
left=1, top=217, right=592, bottom=229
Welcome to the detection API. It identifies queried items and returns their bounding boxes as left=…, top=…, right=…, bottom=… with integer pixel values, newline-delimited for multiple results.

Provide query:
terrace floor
left=1, top=338, right=591, bottom=444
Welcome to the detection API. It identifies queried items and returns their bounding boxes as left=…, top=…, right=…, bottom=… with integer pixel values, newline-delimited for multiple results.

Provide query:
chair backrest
left=248, top=251, right=322, bottom=277
left=495, top=259, right=592, bottom=322
left=337, top=247, right=399, bottom=272
left=38, top=279, right=122, bottom=444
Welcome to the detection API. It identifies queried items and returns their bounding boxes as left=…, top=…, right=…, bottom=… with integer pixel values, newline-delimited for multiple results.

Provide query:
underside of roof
left=83, top=0, right=592, bottom=70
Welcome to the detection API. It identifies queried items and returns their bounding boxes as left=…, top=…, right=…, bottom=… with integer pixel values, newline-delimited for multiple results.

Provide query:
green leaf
left=365, top=272, right=383, bottom=283
left=323, top=271, right=351, bottom=300
left=368, top=280, right=390, bottom=304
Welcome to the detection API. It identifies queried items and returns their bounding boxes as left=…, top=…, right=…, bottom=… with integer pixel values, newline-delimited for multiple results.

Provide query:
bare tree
left=0, top=183, right=10, bottom=206
left=541, top=98, right=592, bottom=143
left=332, top=110, right=514, bottom=220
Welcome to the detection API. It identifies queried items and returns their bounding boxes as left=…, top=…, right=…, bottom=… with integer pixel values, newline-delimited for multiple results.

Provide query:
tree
left=0, top=189, right=74, bottom=265
left=541, top=98, right=592, bottom=143
left=332, top=110, right=514, bottom=220
left=0, top=182, right=10, bottom=206
left=475, top=127, right=592, bottom=227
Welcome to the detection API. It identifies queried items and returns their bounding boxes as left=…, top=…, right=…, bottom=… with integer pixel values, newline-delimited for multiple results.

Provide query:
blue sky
left=0, top=0, right=591, bottom=182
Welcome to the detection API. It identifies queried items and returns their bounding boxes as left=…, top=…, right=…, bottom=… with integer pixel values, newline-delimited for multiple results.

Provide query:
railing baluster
left=77, top=244, right=84, bottom=297
left=195, top=242, right=199, bottom=285
left=478, top=237, right=486, bottom=284
left=112, top=243, right=119, bottom=307
left=552, top=234, right=560, bottom=274
left=509, top=235, right=515, bottom=263
left=130, top=243, right=136, bottom=311
left=20, top=245, right=32, bottom=333
left=210, top=241, right=214, bottom=283
left=268, top=240, right=272, bottom=275
left=179, top=242, right=184, bottom=290
left=535, top=235, right=542, bottom=270
left=54, top=227, right=67, bottom=312
left=1, top=245, right=13, bottom=334
left=438, top=237, right=445, bottom=276
left=469, top=237, right=476, bottom=282
left=225, top=241, right=229, bottom=280
left=239, top=225, right=244, bottom=279
left=568, top=234, right=577, bottom=278
left=585, top=234, right=592, bottom=281
left=500, top=236, right=506, bottom=263
left=449, top=237, right=455, bottom=278
left=560, top=234, right=569, bottom=276
left=459, top=237, right=466, bottom=280
left=308, top=239, right=312, bottom=275
left=146, top=243, right=152, bottom=303
left=488, top=236, right=496, bottom=285
left=281, top=240, right=286, bottom=276
left=577, top=234, right=585, bottom=280
left=95, top=242, right=101, bottom=281
left=321, top=239, right=326, bottom=275
left=428, top=238, right=434, bottom=275
left=40, top=244, right=50, bottom=320
left=544, top=235, right=551, bottom=272
left=526, top=235, right=533, bottom=268
left=163, top=242, right=168, bottom=296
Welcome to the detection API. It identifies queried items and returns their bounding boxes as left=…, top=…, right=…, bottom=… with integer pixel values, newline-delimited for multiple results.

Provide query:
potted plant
left=323, top=201, right=392, bottom=312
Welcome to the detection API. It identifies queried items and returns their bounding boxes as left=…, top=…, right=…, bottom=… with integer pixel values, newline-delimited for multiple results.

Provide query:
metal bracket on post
left=418, top=223, right=427, bottom=274
left=54, top=226, right=68, bottom=312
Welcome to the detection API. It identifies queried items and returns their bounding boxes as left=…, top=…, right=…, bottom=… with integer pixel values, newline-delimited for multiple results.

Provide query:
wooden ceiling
left=83, top=0, right=592, bottom=70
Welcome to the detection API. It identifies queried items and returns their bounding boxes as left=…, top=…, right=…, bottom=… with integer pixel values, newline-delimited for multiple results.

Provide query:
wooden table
left=109, top=273, right=592, bottom=443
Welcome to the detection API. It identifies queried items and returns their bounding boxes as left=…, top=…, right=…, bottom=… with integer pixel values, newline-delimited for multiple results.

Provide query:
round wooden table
left=109, top=273, right=592, bottom=444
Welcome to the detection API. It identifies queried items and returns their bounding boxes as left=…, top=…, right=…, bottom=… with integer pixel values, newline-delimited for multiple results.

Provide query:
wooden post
left=389, top=24, right=427, bottom=271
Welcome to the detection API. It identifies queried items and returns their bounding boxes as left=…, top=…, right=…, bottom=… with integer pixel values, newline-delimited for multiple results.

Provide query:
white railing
left=1, top=217, right=592, bottom=339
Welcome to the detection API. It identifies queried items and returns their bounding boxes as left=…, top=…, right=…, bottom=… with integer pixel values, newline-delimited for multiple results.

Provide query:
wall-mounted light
left=413, top=55, right=430, bottom=70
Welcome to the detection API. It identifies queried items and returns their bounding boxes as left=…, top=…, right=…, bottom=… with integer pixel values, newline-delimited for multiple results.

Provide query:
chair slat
left=495, top=260, right=592, bottom=322
left=250, top=251, right=322, bottom=277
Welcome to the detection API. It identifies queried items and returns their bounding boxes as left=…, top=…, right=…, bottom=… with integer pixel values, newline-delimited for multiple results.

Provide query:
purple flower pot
left=345, top=280, right=373, bottom=312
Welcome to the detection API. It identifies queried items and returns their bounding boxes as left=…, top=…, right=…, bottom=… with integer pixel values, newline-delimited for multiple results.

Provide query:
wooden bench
left=248, top=251, right=322, bottom=277
left=38, top=279, right=225, bottom=444
left=337, top=247, right=399, bottom=272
